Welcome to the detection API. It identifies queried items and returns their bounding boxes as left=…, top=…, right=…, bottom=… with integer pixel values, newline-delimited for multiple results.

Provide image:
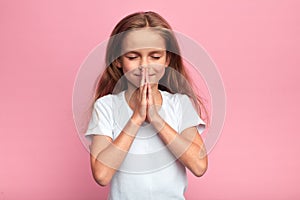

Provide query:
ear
left=115, top=58, right=122, bottom=68
left=165, top=54, right=170, bottom=67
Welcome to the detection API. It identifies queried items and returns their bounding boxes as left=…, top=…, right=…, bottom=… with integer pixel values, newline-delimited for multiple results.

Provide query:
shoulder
left=162, top=91, right=198, bottom=114
left=94, top=92, right=124, bottom=109
left=161, top=90, right=190, bottom=104
left=94, top=94, right=112, bottom=108
left=161, top=91, right=192, bottom=112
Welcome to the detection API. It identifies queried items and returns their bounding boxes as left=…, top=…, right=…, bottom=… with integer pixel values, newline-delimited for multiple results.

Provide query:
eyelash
left=127, top=56, right=161, bottom=60
left=127, top=57, right=137, bottom=60
left=152, top=56, right=161, bottom=59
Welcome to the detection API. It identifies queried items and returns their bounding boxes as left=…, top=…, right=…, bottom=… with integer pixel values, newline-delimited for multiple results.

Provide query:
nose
left=139, top=57, right=149, bottom=69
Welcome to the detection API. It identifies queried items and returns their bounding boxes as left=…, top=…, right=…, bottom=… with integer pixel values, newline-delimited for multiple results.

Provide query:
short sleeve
left=85, top=97, right=114, bottom=142
left=178, top=94, right=206, bottom=134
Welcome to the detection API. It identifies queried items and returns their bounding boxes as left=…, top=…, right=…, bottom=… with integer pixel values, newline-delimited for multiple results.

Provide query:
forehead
left=121, top=28, right=166, bottom=54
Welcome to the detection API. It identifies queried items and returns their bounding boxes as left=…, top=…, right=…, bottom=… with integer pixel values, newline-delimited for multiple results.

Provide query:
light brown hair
left=93, top=11, right=209, bottom=124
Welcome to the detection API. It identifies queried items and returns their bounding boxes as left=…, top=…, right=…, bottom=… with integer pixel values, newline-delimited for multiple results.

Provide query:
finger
left=145, top=67, right=149, bottom=84
left=140, top=67, right=145, bottom=86
left=140, top=67, right=145, bottom=89
left=147, top=83, right=153, bottom=105
left=142, top=81, right=148, bottom=104
left=146, top=68, right=151, bottom=102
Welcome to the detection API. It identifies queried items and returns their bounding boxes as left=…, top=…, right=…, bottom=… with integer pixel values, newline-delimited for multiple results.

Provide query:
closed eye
left=151, top=56, right=161, bottom=59
left=126, top=56, right=138, bottom=60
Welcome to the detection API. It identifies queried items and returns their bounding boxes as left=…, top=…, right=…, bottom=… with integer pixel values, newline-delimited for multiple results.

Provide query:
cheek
left=157, top=67, right=165, bottom=79
left=122, top=61, right=139, bottom=74
left=124, top=73, right=142, bottom=88
left=153, top=64, right=166, bottom=74
left=149, top=66, right=165, bottom=83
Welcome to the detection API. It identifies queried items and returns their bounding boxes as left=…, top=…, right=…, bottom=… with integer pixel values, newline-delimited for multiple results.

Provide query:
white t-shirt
left=85, top=90, right=206, bottom=200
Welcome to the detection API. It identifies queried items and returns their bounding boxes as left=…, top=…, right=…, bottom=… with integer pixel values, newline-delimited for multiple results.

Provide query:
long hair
left=93, top=11, right=209, bottom=124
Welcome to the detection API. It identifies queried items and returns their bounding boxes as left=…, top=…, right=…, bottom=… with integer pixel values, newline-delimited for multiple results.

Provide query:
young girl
left=85, top=11, right=208, bottom=200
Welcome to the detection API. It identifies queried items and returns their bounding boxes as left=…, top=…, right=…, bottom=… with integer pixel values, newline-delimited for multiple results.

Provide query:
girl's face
left=117, top=28, right=170, bottom=88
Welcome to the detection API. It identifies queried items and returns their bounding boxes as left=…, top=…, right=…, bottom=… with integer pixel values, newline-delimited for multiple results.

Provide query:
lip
left=133, top=74, right=155, bottom=76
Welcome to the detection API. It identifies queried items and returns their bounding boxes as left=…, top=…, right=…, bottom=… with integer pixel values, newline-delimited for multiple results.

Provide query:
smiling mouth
left=133, top=74, right=155, bottom=76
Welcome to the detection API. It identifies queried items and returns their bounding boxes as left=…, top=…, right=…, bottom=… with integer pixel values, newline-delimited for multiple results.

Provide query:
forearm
left=152, top=118, right=208, bottom=177
left=92, top=118, right=140, bottom=185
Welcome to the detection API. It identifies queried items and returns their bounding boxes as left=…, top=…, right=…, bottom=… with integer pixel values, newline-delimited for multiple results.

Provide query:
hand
left=131, top=68, right=147, bottom=126
left=131, top=67, right=164, bottom=129
left=145, top=69, right=160, bottom=123
left=145, top=68, right=165, bottom=132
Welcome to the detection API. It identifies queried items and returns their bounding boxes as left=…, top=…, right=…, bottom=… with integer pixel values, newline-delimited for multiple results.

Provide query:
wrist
left=130, top=116, right=143, bottom=126
left=123, top=118, right=141, bottom=137
left=150, top=116, right=166, bottom=132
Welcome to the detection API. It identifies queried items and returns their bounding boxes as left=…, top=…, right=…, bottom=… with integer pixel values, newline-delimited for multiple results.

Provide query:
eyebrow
left=124, top=50, right=165, bottom=55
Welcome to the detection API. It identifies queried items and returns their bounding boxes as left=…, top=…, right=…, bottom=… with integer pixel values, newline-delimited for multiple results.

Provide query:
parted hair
left=93, top=11, right=208, bottom=124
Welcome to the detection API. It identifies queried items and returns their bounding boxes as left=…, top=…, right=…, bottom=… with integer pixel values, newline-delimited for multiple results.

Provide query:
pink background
left=1, top=0, right=299, bottom=199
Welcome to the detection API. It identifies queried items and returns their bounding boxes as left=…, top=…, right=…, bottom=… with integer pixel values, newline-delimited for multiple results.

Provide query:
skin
left=89, top=28, right=208, bottom=186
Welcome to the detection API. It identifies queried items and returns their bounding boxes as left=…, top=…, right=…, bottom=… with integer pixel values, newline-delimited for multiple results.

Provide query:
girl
left=85, top=11, right=208, bottom=200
